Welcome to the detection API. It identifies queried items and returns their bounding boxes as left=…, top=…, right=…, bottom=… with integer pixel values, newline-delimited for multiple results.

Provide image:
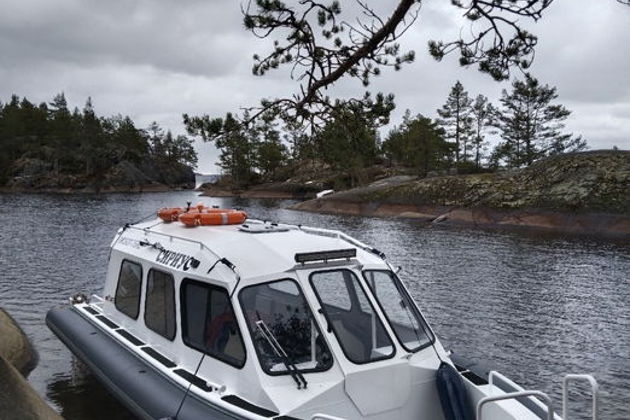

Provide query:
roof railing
left=246, top=219, right=387, bottom=260
left=123, top=225, right=223, bottom=260
left=299, top=226, right=387, bottom=259
left=120, top=225, right=241, bottom=289
left=120, top=220, right=381, bottom=289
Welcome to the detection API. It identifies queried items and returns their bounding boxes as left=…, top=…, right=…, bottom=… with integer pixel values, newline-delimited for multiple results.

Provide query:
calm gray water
left=0, top=191, right=628, bottom=420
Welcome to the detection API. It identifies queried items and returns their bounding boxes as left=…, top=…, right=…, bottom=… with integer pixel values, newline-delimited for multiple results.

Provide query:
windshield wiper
left=255, top=320, right=308, bottom=390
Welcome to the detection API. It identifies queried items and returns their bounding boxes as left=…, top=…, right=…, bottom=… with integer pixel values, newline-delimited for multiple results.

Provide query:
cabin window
left=181, top=280, right=246, bottom=368
left=363, top=270, right=433, bottom=352
left=310, top=269, right=395, bottom=364
left=115, top=260, right=143, bottom=319
left=144, top=269, right=176, bottom=340
left=239, top=279, right=333, bottom=375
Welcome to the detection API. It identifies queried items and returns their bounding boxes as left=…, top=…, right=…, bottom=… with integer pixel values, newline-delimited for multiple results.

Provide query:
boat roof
left=115, top=218, right=386, bottom=283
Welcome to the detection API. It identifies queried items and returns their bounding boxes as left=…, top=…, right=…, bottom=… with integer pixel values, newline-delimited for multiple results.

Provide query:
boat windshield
left=310, top=269, right=395, bottom=364
left=363, top=270, right=433, bottom=352
left=239, top=279, right=333, bottom=375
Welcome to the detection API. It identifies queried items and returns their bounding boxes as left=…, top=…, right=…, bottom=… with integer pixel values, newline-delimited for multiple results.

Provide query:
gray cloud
left=0, top=0, right=251, bottom=77
left=1, top=0, right=628, bottom=173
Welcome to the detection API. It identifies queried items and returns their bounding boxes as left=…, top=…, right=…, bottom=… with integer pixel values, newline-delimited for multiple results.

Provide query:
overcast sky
left=1, top=0, right=629, bottom=173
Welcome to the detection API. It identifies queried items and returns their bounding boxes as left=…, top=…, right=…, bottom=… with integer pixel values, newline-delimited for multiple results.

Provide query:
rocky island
left=0, top=94, right=197, bottom=194
left=290, top=151, right=630, bottom=237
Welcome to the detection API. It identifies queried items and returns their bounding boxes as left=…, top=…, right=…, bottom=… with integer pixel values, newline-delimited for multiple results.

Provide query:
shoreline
left=290, top=198, right=630, bottom=238
left=285, top=151, right=630, bottom=238
left=198, top=189, right=308, bottom=199
left=198, top=183, right=320, bottom=200
left=0, top=183, right=195, bottom=195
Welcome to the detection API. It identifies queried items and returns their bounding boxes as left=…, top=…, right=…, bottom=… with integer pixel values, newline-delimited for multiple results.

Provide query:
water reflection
left=46, top=359, right=136, bottom=420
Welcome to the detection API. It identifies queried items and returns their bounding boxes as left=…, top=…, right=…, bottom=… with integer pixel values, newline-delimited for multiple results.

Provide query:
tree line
left=185, top=74, right=586, bottom=186
left=0, top=93, right=198, bottom=185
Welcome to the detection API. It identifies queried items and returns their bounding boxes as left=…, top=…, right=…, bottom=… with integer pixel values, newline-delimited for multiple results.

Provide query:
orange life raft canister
left=157, top=207, right=184, bottom=222
left=159, top=205, right=247, bottom=226
left=178, top=209, right=247, bottom=227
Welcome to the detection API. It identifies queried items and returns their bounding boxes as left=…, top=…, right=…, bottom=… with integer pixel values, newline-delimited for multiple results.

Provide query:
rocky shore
left=199, top=181, right=323, bottom=199
left=198, top=161, right=411, bottom=200
left=1, top=158, right=195, bottom=194
left=291, top=151, right=630, bottom=237
left=0, top=308, right=63, bottom=419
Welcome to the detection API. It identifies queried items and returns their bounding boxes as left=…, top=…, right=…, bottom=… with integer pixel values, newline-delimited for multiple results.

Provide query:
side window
left=115, top=260, right=142, bottom=319
left=363, top=270, right=432, bottom=352
left=181, top=280, right=246, bottom=368
left=145, top=269, right=176, bottom=340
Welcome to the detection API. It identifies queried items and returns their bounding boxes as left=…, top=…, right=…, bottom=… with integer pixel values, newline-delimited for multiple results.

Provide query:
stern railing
left=481, top=371, right=599, bottom=420
left=563, top=374, right=599, bottom=420
left=477, top=390, right=555, bottom=420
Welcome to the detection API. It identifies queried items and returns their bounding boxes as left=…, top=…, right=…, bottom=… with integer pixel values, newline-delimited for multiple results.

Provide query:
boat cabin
left=98, top=218, right=447, bottom=419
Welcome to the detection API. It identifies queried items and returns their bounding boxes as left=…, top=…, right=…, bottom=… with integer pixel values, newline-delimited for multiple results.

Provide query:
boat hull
left=46, top=307, right=243, bottom=420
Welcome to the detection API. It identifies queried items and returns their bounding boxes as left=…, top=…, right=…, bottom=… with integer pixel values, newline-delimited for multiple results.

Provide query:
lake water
left=0, top=190, right=628, bottom=420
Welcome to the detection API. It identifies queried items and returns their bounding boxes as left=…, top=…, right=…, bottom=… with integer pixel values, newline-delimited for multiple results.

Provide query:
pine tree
left=184, top=112, right=256, bottom=186
left=174, top=135, right=198, bottom=168
left=470, top=94, right=494, bottom=169
left=254, top=116, right=286, bottom=180
left=162, top=131, right=198, bottom=168
left=316, top=107, right=379, bottom=176
left=80, top=97, right=104, bottom=176
left=283, top=121, right=313, bottom=162
left=146, top=122, right=165, bottom=157
left=48, top=92, right=73, bottom=173
left=492, top=75, right=586, bottom=167
left=102, top=115, right=148, bottom=163
left=1, top=96, right=27, bottom=161
left=382, top=111, right=453, bottom=176
left=145, top=123, right=198, bottom=169
left=436, top=81, right=473, bottom=164
left=256, top=137, right=287, bottom=179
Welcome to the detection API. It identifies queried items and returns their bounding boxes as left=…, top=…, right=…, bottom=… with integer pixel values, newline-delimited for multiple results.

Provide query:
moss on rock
left=327, top=151, right=630, bottom=214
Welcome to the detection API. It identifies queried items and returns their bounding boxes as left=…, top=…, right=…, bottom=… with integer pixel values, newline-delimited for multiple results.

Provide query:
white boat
left=46, top=206, right=600, bottom=420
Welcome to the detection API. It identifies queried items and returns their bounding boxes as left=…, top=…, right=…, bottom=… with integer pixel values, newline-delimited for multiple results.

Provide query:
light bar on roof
left=294, top=248, right=357, bottom=264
